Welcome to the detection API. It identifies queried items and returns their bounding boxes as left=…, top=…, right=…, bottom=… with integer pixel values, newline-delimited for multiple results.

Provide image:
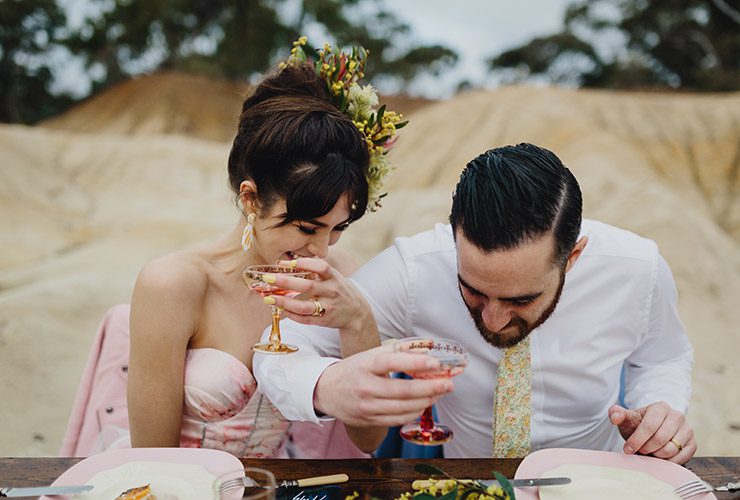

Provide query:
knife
left=412, top=477, right=571, bottom=490
left=482, top=477, right=571, bottom=488
left=278, top=473, right=349, bottom=488
left=0, top=484, right=94, bottom=497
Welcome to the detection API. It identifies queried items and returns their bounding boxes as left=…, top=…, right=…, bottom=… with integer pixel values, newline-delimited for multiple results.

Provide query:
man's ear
left=565, top=236, right=588, bottom=273
left=238, top=180, right=258, bottom=213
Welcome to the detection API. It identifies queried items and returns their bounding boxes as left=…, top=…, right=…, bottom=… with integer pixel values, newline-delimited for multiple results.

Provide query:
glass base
left=399, top=422, right=453, bottom=445
left=252, top=342, right=298, bottom=355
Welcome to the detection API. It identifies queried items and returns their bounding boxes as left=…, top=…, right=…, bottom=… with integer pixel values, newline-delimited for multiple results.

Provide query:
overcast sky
left=379, top=0, right=573, bottom=97
left=55, top=0, right=573, bottom=99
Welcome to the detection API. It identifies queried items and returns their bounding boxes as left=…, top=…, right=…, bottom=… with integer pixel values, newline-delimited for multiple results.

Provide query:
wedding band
left=670, top=437, right=683, bottom=452
left=311, top=298, right=325, bottom=317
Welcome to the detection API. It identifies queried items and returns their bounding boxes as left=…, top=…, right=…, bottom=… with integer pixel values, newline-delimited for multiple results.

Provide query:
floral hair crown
left=280, top=36, right=408, bottom=212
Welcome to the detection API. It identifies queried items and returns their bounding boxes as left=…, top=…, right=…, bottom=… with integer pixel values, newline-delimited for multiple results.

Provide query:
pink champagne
left=407, top=365, right=465, bottom=379
left=248, top=282, right=300, bottom=298
left=405, top=351, right=467, bottom=379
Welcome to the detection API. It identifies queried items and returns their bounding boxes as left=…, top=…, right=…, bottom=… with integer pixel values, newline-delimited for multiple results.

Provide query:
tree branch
left=711, top=0, right=740, bottom=25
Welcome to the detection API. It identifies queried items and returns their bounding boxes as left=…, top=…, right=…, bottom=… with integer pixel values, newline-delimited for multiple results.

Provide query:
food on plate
left=114, top=484, right=155, bottom=500
left=539, top=464, right=680, bottom=499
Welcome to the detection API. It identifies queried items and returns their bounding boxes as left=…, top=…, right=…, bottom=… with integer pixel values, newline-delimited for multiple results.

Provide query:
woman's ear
left=238, top=180, right=258, bottom=213
left=565, top=236, right=588, bottom=273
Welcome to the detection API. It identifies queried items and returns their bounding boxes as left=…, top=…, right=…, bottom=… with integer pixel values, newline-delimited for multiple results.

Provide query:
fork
left=217, top=475, right=265, bottom=494
left=217, top=475, right=269, bottom=495
left=674, top=479, right=740, bottom=498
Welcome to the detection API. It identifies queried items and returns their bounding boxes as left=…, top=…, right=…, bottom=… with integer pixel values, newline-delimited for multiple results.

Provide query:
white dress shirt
left=253, top=220, right=693, bottom=458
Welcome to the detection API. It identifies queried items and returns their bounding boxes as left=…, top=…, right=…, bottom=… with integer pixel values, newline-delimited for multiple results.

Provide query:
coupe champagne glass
left=243, top=265, right=315, bottom=354
left=393, top=337, right=468, bottom=445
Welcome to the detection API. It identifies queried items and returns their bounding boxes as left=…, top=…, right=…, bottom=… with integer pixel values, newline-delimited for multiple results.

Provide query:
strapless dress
left=178, top=348, right=290, bottom=457
left=99, top=348, right=290, bottom=457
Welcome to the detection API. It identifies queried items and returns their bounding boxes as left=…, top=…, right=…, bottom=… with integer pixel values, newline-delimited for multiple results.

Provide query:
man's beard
left=463, top=270, right=566, bottom=349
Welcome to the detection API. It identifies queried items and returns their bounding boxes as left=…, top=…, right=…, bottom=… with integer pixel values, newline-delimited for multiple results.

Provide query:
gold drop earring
left=241, top=213, right=256, bottom=253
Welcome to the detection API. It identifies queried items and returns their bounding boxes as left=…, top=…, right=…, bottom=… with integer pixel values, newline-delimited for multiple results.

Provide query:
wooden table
left=1, top=457, right=738, bottom=498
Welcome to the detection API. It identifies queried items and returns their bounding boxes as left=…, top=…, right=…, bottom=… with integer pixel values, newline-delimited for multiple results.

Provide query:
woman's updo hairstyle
left=228, top=63, right=370, bottom=225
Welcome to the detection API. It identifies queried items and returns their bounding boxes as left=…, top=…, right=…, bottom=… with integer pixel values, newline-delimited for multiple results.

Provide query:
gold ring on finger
left=311, top=298, right=325, bottom=317
left=670, top=436, right=683, bottom=452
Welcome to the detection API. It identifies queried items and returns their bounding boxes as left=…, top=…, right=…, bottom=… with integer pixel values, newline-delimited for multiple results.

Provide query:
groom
left=254, top=143, right=696, bottom=463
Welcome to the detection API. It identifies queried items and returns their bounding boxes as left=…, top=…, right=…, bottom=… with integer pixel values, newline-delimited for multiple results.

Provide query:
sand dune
left=41, top=72, right=434, bottom=143
left=1, top=73, right=738, bottom=456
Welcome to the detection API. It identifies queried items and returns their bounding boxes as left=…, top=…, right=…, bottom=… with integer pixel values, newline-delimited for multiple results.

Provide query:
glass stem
left=268, top=306, right=282, bottom=349
left=419, top=406, right=434, bottom=430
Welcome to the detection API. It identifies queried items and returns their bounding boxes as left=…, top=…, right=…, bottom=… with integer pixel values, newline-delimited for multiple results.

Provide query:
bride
left=127, top=38, right=404, bottom=457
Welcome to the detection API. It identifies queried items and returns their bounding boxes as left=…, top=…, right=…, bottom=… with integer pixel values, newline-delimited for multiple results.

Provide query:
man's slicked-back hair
left=449, top=143, right=582, bottom=265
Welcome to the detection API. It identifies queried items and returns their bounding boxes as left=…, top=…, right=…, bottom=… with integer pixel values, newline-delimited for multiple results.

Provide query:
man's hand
left=608, top=402, right=696, bottom=464
left=314, top=345, right=454, bottom=428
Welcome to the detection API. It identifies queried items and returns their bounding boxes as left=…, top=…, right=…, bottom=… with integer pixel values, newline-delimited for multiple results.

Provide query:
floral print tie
left=492, top=335, right=531, bottom=458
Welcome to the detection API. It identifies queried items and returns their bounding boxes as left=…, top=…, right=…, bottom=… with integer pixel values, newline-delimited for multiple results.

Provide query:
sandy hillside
left=1, top=72, right=738, bottom=456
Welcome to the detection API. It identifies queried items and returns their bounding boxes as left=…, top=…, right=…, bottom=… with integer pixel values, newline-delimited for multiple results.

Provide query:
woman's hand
left=264, top=258, right=369, bottom=330
left=264, top=257, right=380, bottom=356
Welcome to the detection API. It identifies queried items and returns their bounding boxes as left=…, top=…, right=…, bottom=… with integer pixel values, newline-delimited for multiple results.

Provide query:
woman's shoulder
left=130, top=251, right=209, bottom=342
left=133, top=251, right=209, bottom=306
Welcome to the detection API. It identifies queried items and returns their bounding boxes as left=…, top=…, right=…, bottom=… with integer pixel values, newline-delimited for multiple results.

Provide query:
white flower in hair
left=347, top=84, right=379, bottom=122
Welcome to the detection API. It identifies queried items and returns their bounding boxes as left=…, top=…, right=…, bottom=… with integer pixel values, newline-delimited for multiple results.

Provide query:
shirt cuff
left=287, top=356, right=340, bottom=424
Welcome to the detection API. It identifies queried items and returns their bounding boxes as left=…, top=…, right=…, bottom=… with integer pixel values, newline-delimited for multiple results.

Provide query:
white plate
left=514, top=448, right=716, bottom=500
left=45, top=447, right=243, bottom=500
left=73, top=461, right=214, bottom=499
